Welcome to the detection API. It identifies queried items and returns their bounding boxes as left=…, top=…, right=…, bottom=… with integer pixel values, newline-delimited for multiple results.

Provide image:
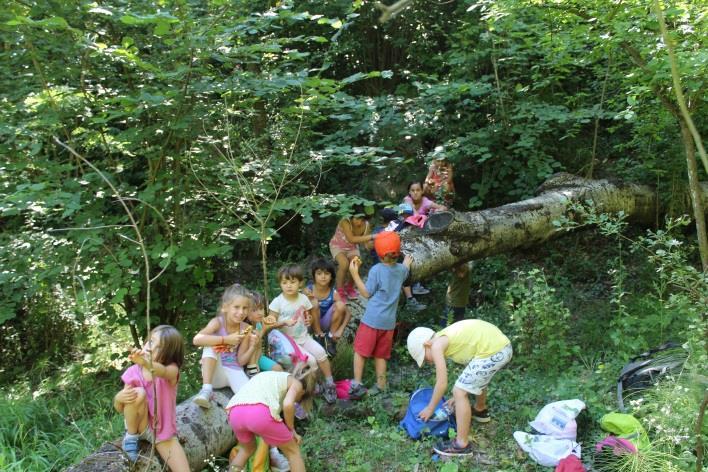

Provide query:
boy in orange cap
left=347, top=231, right=413, bottom=399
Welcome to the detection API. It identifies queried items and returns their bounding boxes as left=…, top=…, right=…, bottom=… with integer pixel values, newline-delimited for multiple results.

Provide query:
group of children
left=113, top=154, right=514, bottom=469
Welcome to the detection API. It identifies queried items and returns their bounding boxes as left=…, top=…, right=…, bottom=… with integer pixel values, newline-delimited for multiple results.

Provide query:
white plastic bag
left=513, top=431, right=581, bottom=467
left=529, top=399, right=585, bottom=440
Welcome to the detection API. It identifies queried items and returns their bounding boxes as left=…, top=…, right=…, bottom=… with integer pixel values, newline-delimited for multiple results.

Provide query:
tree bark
left=404, top=173, right=708, bottom=281
left=66, top=390, right=235, bottom=472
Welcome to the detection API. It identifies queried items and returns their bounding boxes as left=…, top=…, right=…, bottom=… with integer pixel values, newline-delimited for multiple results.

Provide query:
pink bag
left=595, top=436, right=637, bottom=455
left=404, top=214, right=427, bottom=228
left=335, top=379, right=352, bottom=400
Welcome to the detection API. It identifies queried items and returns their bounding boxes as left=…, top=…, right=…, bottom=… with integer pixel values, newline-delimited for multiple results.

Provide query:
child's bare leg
left=310, top=306, right=324, bottom=336
left=374, top=358, right=387, bottom=389
left=279, top=438, right=305, bottom=472
left=122, top=387, right=148, bottom=434
left=156, top=437, right=190, bottom=472
left=403, top=286, right=413, bottom=298
left=453, top=386, right=472, bottom=446
left=474, top=388, right=487, bottom=411
left=317, top=357, right=333, bottom=378
left=329, top=302, right=350, bottom=340
left=230, top=439, right=257, bottom=470
left=353, top=352, right=366, bottom=383
left=334, top=252, right=349, bottom=290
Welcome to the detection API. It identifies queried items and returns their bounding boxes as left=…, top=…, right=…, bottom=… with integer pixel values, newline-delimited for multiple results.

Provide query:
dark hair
left=408, top=180, right=424, bottom=193
left=379, top=208, right=399, bottom=223
left=277, top=264, right=304, bottom=282
left=310, top=258, right=336, bottom=287
left=250, top=290, right=265, bottom=309
left=351, top=204, right=371, bottom=220
left=151, top=325, right=185, bottom=368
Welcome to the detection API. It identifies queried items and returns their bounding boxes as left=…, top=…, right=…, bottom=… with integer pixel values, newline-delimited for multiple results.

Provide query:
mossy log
left=66, top=389, right=234, bottom=472
left=405, top=174, right=708, bottom=281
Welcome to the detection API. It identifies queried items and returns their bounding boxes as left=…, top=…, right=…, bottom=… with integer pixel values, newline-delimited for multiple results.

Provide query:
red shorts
left=228, top=403, right=293, bottom=446
left=353, top=323, right=394, bottom=359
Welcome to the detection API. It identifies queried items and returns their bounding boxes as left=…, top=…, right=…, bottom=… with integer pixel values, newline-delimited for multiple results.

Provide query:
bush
left=504, top=268, right=574, bottom=371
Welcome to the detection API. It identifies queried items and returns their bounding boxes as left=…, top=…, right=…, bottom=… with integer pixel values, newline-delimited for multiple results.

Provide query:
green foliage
left=504, top=268, right=573, bottom=371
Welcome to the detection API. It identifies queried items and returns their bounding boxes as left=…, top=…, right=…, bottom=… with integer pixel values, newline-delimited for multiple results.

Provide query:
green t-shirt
left=446, top=266, right=471, bottom=308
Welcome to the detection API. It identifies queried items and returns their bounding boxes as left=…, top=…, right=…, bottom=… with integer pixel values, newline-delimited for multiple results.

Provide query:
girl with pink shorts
left=226, top=371, right=315, bottom=472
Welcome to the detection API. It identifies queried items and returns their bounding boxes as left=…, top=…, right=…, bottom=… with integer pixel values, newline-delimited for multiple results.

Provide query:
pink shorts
left=353, top=323, right=394, bottom=359
left=228, top=404, right=293, bottom=446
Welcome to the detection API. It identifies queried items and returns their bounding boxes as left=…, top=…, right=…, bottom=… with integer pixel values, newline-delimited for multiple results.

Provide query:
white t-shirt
left=269, top=292, right=313, bottom=344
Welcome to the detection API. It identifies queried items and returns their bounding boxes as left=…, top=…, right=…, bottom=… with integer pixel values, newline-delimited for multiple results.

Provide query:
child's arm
left=348, top=257, right=370, bottom=299
left=128, top=349, right=180, bottom=384
left=283, top=377, right=303, bottom=441
left=237, top=331, right=260, bottom=366
left=340, top=219, right=374, bottom=245
left=402, top=254, right=413, bottom=270
left=269, top=309, right=297, bottom=328
left=430, top=200, right=447, bottom=212
left=194, top=318, right=245, bottom=347
left=419, top=337, right=450, bottom=421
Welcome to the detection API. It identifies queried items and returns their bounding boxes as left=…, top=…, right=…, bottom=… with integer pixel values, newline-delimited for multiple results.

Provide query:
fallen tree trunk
left=69, top=174, right=707, bottom=471
left=404, top=173, right=708, bottom=280
left=67, top=389, right=235, bottom=472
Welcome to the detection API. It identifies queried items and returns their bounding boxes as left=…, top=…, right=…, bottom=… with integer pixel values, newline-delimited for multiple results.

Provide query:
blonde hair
left=219, top=283, right=254, bottom=315
left=294, top=370, right=317, bottom=414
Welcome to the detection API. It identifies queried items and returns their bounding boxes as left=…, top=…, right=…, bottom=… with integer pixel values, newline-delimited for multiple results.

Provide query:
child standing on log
left=114, top=325, right=189, bottom=470
left=406, top=319, right=512, bottom=457
left=192, top=284, right=253, bottom=408
left=424, top=149, right=456, bottom=207
left=347, top=231, right=413, bottom=399
left=226, top=370, right=316, bottom=472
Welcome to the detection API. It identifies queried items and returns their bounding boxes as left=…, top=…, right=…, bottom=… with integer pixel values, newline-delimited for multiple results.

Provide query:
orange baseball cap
left=374, top=231, right=401, bottom=259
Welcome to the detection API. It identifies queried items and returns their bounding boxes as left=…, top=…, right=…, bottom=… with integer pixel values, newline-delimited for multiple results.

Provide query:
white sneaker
left=193, top=387, right=213, bottom=409
left=412, top=282, right=430, bottom=295
left=269, top=447, right=290, bottom=472
left=405, top=297, right=426, bottom=312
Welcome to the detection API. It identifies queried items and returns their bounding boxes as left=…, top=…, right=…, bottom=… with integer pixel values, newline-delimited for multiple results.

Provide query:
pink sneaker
left=344, top=283, right=358, bottom=299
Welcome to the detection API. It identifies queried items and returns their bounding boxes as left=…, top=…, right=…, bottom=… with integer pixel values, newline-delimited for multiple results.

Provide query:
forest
left=0, top=0, right=706, bottom=471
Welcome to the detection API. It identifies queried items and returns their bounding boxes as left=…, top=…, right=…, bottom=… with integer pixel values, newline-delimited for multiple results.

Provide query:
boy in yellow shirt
left=406, top=319, right=512, bottom=457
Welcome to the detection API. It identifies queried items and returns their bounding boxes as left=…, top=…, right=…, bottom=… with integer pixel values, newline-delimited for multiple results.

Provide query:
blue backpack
left=399, top=387, right=457, bottom=440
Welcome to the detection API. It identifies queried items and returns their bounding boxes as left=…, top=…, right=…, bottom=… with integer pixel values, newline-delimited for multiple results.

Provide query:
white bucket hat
left=406, top=327, right=435, bottom=367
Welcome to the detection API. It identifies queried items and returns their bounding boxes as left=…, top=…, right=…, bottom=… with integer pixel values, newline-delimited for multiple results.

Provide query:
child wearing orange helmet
left=347, top=231, right=413, bottom=399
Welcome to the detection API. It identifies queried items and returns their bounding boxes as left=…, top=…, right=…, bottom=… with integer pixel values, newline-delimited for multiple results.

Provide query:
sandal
left=245, top=364, right=260, bottom=377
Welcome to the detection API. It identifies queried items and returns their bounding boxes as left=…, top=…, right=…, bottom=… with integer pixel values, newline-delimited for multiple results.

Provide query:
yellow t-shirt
left=436, top=319, right=510, bottom=364
left=226, top=371, right=290, bottom=421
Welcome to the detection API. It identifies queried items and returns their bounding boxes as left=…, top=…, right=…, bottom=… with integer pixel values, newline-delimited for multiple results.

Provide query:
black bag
left=616, top=342, right=688, bottom=412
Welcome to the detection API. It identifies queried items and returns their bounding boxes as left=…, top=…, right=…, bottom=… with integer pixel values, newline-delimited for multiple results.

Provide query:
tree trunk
left=404, top=173, right=708, bottom=281
left=66, top=390, right=235, bottom=472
